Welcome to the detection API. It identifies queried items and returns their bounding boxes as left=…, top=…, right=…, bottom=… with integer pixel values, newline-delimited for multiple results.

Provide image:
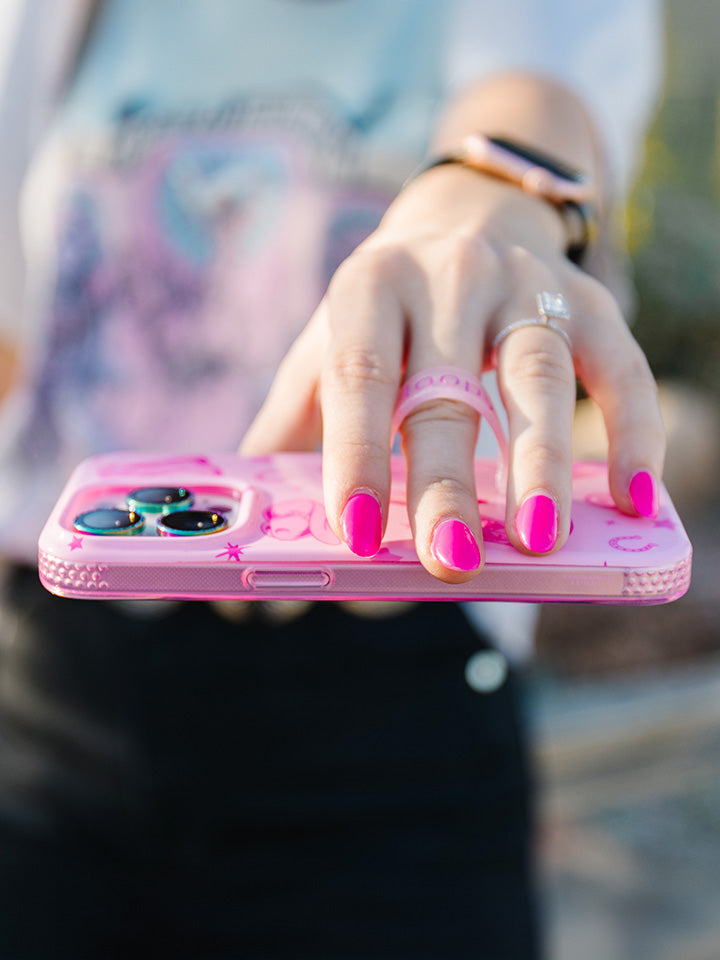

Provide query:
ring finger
left=494, top=287, right=576, bottom=554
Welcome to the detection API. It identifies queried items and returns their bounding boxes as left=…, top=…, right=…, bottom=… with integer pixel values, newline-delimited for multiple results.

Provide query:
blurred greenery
left=628, top=0, right=720, bottom=399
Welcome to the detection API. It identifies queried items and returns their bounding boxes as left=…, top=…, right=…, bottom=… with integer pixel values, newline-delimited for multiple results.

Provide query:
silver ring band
left=492, top=316, right=573, bottom=353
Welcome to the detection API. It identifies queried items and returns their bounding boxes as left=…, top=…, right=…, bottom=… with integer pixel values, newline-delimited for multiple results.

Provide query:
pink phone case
left=37, top=452, right=692, bottom=604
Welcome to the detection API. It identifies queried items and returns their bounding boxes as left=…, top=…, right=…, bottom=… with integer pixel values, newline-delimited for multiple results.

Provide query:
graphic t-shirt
left=0, top=0, right=449, bottom=559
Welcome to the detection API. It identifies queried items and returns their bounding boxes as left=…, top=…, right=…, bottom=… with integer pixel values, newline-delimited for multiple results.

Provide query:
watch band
left=404, top=133, right=598, bottom=265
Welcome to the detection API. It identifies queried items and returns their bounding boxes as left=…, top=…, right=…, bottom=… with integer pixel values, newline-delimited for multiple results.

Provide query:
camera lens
left=156, top=510, right=228, bottom=536
left=73, top=508, right=145, bottom=536
left=126, top=486, right=193, bottom=513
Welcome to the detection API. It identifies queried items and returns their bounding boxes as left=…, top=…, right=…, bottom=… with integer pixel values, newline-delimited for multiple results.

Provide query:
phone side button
left=244, top=569, right=332, bottom=590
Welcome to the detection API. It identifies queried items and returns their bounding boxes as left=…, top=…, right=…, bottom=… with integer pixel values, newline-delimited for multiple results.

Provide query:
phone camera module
left=73, top=508, right=145, bottom=536
left=127, top=486, right=193, bottom=513
left=156, top=510, right=228, bottom=537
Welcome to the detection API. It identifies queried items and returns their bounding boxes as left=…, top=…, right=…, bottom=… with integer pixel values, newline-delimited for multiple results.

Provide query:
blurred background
left=531, top=2, right=720, bottom=956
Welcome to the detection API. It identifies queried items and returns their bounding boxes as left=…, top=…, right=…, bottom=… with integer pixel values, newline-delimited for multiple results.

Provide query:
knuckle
left=333, top=432, right=389, bottom=464
left=621, top=346, right=656, bottom=387
left=503, top=245, right=552, bottom=287
left=611, top=348, right=659, bottom=404
left=520, top=439, right=567, bottom=475
left=329, top=243, right=405, bottom=295
left=431, top=234, right=499, bottom=296
left=441, top=232, right=496, bottom=272
left=421, top=472, right=478, bottom=506
left=580, top=276, right=623, bottom=322
left=507, top=345, right=574, bottom=391
left=325, top=345, right=395, bottom=393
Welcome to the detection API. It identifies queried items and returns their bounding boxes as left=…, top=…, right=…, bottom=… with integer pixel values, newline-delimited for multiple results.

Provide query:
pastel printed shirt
left=0, top=0, right=451, bottom=558
left=0, top=0, right=663, bottom=564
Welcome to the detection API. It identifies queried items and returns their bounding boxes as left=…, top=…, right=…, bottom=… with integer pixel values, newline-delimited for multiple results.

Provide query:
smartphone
left=37, top=451, right=692, bottom=604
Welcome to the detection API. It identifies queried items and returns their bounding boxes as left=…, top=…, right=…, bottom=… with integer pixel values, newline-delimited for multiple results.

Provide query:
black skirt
left=0, top=566, right=539, bottom=959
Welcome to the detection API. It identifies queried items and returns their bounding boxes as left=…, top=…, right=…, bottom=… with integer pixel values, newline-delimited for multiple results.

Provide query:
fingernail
left=341, top=492, right=382, bottom=556
left=516, top=494, right=558, bottom=553
left=430, top=519, right=481, bottom=572
left=629, top=470, right=659, bottom=518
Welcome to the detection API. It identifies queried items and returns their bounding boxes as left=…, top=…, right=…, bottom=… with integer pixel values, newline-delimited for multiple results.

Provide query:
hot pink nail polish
left=341, top=492, right=382, bottom=557
left=629, top=470, right=659, bottom=518
left=430, top=519, right=481, bottom=572
left=516, top=494, right=558, bottom=553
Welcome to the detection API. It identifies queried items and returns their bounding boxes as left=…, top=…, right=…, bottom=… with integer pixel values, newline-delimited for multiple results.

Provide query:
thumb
left=240, top=309, right=327, bottom=455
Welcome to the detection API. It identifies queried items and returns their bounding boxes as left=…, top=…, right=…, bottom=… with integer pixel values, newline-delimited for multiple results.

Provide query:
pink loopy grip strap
left=391, top=367, right=509, bottom=486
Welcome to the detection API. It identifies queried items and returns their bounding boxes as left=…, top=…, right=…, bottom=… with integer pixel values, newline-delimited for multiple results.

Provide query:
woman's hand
left=241, top=161, right=665, bottom=584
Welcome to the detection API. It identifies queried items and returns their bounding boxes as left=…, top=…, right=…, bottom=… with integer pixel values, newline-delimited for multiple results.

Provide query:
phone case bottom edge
left=38, top=552, right=692, bottom=605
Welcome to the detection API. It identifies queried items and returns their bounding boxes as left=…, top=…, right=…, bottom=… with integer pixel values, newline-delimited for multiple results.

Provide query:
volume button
left=245, top=569, right=332, bottom=590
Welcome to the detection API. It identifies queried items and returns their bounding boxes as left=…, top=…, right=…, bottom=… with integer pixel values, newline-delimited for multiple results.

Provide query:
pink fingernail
left=629, top=470, right=659, bottom=518
left=516, top=494, right=558, bottom=553
left=430, top=519, right=481, bottom=572
left=341, top=492, right=382, bottom=557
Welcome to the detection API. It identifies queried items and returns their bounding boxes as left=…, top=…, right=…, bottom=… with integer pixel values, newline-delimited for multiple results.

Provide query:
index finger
left=320, top=251, right=405, bottom=556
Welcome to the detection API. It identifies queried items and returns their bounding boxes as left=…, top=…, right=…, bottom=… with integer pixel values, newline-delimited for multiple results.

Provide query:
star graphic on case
left=216, top=543, right=244, bottom=561
left=69, top=536, right=84, bottom=551
left=653, top=518, right=676, bottom=530
left=215, top=543, right=243, bottom=560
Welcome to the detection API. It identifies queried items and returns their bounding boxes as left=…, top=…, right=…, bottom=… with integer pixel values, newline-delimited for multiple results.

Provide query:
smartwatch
left=405, top=133, right=597, bottom=264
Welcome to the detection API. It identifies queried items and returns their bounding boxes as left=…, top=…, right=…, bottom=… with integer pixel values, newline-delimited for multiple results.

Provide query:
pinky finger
left=577, top=314, right=665, bottom=518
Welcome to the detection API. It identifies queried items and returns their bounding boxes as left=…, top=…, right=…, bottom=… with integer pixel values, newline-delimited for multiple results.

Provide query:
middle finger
left=400, top=239, right=504, bottom=581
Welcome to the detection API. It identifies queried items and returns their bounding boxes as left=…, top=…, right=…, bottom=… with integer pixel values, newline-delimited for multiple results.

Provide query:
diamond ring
left=536, top=291, right=570, bottom=323
left=492, top=291, right=573, bottom=355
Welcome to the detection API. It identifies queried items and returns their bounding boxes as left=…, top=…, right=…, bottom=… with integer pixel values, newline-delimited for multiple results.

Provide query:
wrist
left=400, top=130, right=598, bottom=263
left=384, top=162, right=568, bottom=260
